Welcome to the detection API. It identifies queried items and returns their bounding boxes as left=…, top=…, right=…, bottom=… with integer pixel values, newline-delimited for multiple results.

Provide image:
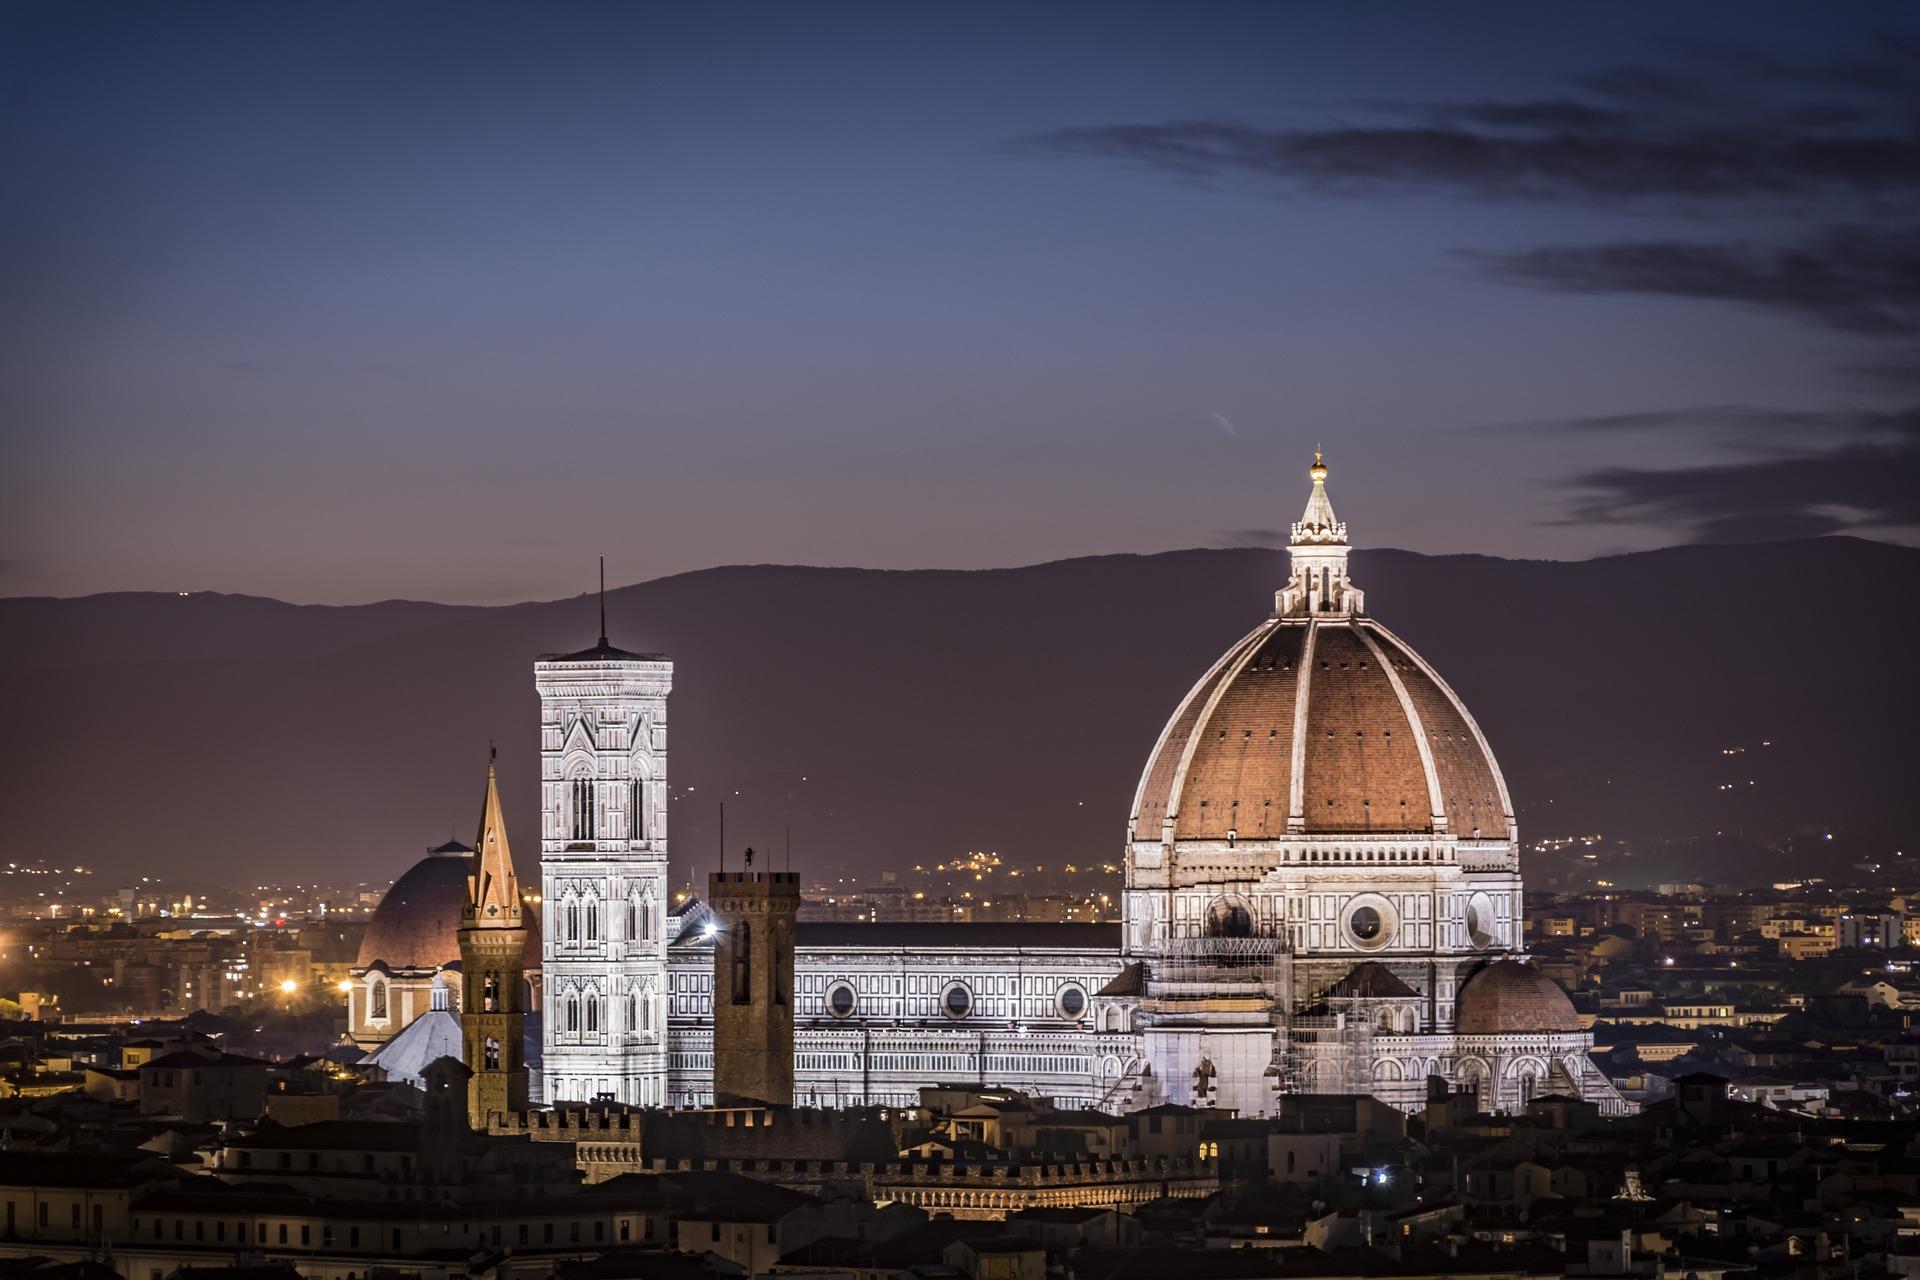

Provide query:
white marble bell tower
left=536, top=579, right=672, bottom=1107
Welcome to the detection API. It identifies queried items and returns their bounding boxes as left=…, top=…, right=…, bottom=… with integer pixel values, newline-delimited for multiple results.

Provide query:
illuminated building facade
left=353, top=455, right=1624, bottom=1117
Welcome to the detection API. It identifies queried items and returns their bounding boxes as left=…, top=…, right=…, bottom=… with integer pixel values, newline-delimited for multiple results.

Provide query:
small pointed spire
left=467, top=755, right=521, bottom=927
left=1276, top=444, right=1364, bottom=617
left=1293, top=447, right=1344, bottom=544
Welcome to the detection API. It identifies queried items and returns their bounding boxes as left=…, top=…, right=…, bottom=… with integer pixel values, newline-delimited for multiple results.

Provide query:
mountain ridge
left=3, top=536, right=1912, bottom=886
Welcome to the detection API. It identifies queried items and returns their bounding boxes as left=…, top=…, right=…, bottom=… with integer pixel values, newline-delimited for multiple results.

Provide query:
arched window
left=569, top=779, right=597, bottom=841
left=566, top=898, right=580, bottom=943
left=483, top=971, right=499, bottom=1013
left=626, top=989, right=637, bottom=1030
left=626, top=896, right=637, bottom=940
left=483, top=1037, right=500, bottom=1071
left=629, top=780, right=645, bottom=839
left=586, top=994, right=599, bottom=1033
left=370, top=979, right=388, bottom=1020
left=586, top=899, right=599, bottom=942
left=731, top=922, right=752, bottom=1004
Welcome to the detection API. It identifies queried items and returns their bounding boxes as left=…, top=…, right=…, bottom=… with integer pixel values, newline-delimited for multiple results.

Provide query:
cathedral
left=348, top=455, right=1628, bottom=1119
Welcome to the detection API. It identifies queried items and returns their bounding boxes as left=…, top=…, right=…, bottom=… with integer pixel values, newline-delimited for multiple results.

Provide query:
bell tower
left=458, top=755, right=529, bottom=1126
left=536, top=568, right=673, bottom=1107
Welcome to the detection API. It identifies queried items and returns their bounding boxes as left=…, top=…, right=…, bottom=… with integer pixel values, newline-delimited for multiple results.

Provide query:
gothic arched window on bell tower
left=483, top=971, right=499, bottom=1012
left=484, top=1036, right=500, bottom=1071
left=585, top=898, right=599, bottom=942
left=585, top=993, right=599, bottom=1032
left=565, top=897, right=581, bottom=944
left=629, top=779, right=645, bottom=840
left=731, top=922, right=752, bottom=1004
left=568, top=778, right=598, bottom=841
left=565, top=991, right=580, bottom=1034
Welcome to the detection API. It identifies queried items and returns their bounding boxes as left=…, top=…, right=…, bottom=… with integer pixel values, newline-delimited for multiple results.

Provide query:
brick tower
left=708, top=866, right=799, bottom=1107
left=459, top=755, right=530, bottom=1126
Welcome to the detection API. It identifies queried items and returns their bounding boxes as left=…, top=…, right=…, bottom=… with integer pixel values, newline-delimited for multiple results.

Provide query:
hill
left=1, top=537, right=1913, bottom=886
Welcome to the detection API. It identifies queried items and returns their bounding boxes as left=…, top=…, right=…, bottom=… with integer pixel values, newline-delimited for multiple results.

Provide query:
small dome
left=1455, top=960, right=1580, bottom=1035
left=357, top=843, right=540, bottom=971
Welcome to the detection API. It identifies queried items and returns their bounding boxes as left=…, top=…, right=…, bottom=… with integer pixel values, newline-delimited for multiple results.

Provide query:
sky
left=3, top=2, right=1916, bottom=604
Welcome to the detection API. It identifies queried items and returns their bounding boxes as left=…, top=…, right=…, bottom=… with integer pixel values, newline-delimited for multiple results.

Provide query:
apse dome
left=357, top=839, right=541, bottom=971
left=1455, top=959, right=1581, bottom=1035
left=1129, top=452, right=1513, bottom=847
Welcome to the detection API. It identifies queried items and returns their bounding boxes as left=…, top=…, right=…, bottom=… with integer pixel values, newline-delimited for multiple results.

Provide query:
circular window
left=942, top=982, right=973, bottom=1019
left=1350, top=906, right=1383, bottom=941
left=1058, top=985, right=1087, bottom=1019
left=825, top=982, right=857, bottom=1018
left=1205, top=897, right=1254, bottom=938
left=1343, top=894, right=1399, bottom=951
left=1465, top=892, right=1497, bottom=950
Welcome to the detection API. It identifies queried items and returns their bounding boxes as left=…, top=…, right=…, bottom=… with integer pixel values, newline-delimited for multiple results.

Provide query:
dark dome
left=1455, top=960, right=1580, bottom=1035
left=357, top=844, right=540, bottom=971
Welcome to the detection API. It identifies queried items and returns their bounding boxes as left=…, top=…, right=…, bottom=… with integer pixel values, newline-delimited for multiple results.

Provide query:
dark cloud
left=1555, top=406, right=1920, bottom=543
left=1024, top=116, right=1919, bottom=205
left=1471, top=227, right=1920, bottom=335
left=1022, top=44, right=1920, bottom=549
left=1573, top=65, right=1719, bottom=107
left=1427, top=100, right=1632, bottom=132
left=1025, top=43, right=1920, bottom=208
left=1219, top=528, right=1289, bottom=548
left=1843, top=350, right=1920, bottom=389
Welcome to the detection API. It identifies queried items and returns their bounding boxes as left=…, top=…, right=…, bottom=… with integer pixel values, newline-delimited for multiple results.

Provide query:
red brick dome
left=1455, top=960, right=1580, bottom=1035
left=1129, top=614, right=1512, bottom=843
left=357, top=841, right=540, bottom=972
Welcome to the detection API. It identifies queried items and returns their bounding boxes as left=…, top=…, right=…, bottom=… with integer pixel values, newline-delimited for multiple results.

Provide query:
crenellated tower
left=536, top=594, right=673, bottom=1107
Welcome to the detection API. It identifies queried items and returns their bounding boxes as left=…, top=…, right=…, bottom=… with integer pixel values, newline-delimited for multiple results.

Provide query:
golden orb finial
left=1310, top=444, right=1328, bottom=483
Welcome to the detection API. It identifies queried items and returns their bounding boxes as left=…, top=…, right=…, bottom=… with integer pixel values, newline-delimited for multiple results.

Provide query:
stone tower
left=708, top=868, right=799, bottom=1107
left=536, top=605, right=673, bottom=1107
left=458, top=757, right=530, bottom=1126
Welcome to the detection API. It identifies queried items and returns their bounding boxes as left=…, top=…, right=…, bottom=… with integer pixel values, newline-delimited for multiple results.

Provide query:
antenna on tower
left=598, top=555, right=607, bottom=646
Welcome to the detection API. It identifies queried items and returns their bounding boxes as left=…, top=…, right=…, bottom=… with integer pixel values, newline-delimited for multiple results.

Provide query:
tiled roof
left=1456, top=960, right=1581, bottom=1036
left=1130, top=614, right=1513, bottom=842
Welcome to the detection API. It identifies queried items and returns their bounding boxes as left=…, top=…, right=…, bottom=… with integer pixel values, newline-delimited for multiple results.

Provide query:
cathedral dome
left=357, top=840, right=540, bottom=972
left=1454, top=960, right=1580, bottom=1035
left=1129, top=455, right=1512, bottom=845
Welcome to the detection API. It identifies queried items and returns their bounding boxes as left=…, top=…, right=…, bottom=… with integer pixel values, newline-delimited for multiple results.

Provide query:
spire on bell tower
left=466, top=754, right=521, bottom=928
left=1276, top=447, right=1365, bottom=617
left=458, top=752, right=530, bottom=1125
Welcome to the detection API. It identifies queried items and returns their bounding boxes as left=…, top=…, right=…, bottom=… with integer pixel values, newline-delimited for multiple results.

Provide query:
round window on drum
left=825, top=982, right=857, bottom=1018
left=942, top=982, right=973, bottom=1019
left=1058, top=984, right=1087, bottom=1020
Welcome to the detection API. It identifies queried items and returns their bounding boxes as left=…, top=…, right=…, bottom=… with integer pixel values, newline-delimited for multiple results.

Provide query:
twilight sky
left=3, top=3, right=1916, bottom=604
